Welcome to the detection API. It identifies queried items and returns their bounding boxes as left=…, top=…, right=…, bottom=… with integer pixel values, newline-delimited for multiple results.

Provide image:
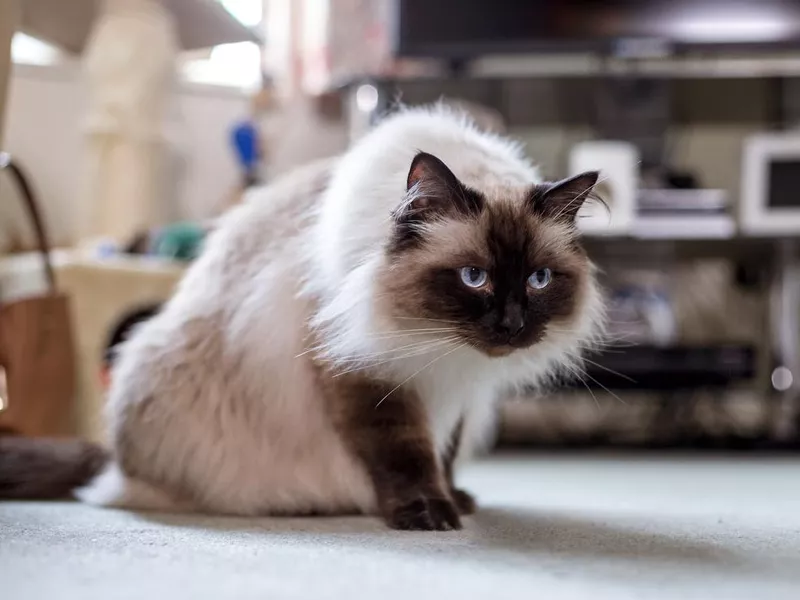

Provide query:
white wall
left=2, top=62, right=249, bottom=249
left=173, top=82, right=251, bottom=219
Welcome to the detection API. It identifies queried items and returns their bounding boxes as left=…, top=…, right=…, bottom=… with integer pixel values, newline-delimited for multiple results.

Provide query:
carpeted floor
left=2, top=453, right=799, bottom=599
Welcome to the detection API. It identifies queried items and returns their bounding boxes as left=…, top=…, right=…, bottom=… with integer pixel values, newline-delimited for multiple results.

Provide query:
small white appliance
left=740, top=132, right=800, bottom=236
left=568, top=140, right=639, bottom=235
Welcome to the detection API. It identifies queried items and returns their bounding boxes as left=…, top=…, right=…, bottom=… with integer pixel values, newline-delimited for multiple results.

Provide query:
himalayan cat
left=0, top=106, right=604, bottom=530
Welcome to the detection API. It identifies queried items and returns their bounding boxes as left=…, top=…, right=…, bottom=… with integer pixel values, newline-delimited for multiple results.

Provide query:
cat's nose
left=498, top=306, right=525, bottom=339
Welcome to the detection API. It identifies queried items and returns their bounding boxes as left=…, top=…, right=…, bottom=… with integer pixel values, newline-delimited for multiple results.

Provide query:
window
left=181, top=0, right=264, bottom=89
left=11, top=33, right=62, bottom=66
left=11, top=1, right=264, bottom=89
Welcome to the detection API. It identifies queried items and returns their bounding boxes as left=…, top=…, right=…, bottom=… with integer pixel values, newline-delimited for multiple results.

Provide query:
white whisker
left=333, top=337, right=461, bottom=377
left=295, top=346, right=320, bottom=358
left=375, top=342, right=468, bottom=408
left=367, top=327, right=458, bottom=339
left=296, top=329, right=458, bottom=359
left=335, top=336, right=460, bottom=365
left=567, top=353, right=636, bottom=384
left=392, top=316, right=462, bottom=325
left=550, top=174, right=611, bottom=222
left=570, top=362, right=628, bottom=406
left=564, top=364, right=600, bottom=410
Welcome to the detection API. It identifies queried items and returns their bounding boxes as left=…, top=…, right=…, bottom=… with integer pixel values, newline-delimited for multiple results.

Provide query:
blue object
left=231, top=120, right=260, bottom=172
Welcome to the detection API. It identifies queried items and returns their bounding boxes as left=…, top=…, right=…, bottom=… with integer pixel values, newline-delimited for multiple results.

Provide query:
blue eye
left=459, top=267, right=488, bottom=288
left=528, top=268, right=552, bottom=290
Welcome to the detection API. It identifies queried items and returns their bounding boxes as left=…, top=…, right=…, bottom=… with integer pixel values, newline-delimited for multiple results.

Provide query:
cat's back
left=171, top=158, right=336, bottom=306
left=111, top=157, right=337, bottom=397
left=220, top=156, right=337, bottom=265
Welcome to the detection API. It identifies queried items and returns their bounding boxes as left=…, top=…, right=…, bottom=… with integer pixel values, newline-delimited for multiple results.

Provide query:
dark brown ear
left=397, top=152, right=483, bottom=220
left=389, top=153, right=484, bottom=252
left=530, top=171, right=601, bottom=223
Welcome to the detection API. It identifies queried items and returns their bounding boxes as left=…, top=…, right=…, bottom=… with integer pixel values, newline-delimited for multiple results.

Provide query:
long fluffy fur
left=67, top=106, right=604, bottom=515
left=0, top=437, right=107, bottom=499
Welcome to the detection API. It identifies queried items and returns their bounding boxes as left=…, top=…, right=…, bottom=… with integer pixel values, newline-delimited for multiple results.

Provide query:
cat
left=0, top=105, right=604, bottom=530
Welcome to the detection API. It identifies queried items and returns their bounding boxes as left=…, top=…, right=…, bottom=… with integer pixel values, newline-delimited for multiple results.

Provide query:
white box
left=740, top=132, right=800, bottom=236
left=569, top=140, right=639, bottom=235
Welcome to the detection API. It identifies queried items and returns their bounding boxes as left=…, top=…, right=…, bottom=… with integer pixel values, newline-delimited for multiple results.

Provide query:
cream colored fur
left=78, top=106, right=604, bottom=515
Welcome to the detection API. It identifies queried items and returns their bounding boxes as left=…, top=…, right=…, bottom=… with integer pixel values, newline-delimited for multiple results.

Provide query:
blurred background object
left=5, top=4, right=800, bottom=598
left=82, top=0, right=180, bottom=244
left=0, top=153, right=76, bottom=438
left=20, top=0, right=260, bottom=53
left=330, top=0, right=800, bottom=450
left=568, top=140, right=638, bottom=235
left=4, top=1, right=800, bottom=449
left=0, top=0, right=259, bottom=438
left=0, top=0, right=15, bottom=147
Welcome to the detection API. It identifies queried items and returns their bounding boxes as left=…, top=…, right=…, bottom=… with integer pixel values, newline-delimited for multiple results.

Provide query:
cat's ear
left=530, top=171, right=601, bottom=223
left=397, top=152, right=483, bottom=220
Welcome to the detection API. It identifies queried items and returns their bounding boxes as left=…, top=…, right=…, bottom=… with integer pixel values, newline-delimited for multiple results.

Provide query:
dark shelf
left=564, top=343, right=757, bottom=391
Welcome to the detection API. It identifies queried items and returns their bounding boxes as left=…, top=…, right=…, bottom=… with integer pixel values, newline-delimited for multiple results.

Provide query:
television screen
left=393, top=0, right=800, bottom=58
left=768, top=159, right=800, bottom=208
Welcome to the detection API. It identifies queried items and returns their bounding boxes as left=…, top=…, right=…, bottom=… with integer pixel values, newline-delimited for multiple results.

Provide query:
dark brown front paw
left=451, top=488, right=477, bottom=515
left=385, top=494, right=462, bottom=531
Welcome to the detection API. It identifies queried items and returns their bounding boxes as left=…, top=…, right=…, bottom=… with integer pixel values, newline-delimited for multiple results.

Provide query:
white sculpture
left=82, top=0, right=179, bottom=243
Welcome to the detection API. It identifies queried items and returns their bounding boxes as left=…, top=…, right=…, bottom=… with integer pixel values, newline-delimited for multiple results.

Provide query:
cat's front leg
left=442, top=418, right=477, bottom=516
left=328, top=375, right=461, bottom=531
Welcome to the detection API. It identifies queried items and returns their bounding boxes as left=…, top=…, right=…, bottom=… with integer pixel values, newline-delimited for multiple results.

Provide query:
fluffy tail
left=0, top=436, right=108, bottom=500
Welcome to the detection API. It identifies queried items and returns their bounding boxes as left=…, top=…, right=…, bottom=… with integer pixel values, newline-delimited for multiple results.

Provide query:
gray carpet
left=2, top=453, right=799, bottom=599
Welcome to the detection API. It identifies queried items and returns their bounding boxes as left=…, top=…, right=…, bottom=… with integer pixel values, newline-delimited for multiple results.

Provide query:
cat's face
left=379, top=152, right=599, bottom=358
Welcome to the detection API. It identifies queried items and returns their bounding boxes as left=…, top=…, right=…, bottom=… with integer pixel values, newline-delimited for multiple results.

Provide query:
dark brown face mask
left=383, top=151, right=600, bottom=357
